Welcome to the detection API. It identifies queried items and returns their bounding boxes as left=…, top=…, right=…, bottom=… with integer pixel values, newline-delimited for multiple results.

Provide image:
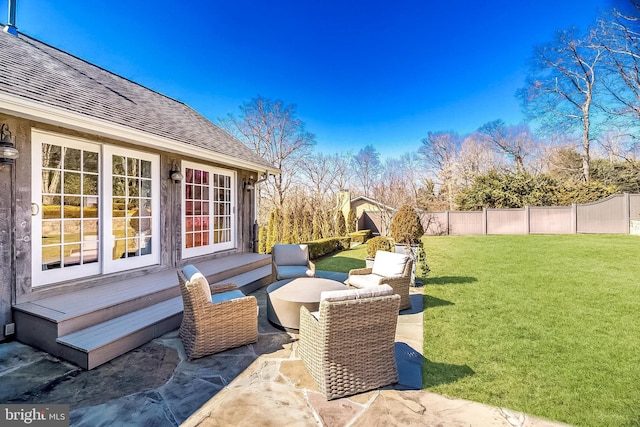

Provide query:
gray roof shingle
left=0, top=28, right=274, bottom=171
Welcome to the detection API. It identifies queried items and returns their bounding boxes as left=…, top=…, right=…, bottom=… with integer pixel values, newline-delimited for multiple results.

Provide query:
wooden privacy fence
left=360, top=193, right=640, bottom=236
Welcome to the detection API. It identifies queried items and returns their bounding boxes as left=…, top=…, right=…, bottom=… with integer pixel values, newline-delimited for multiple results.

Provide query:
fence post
left=625, top=192, right=630, bottom=234
left=571, top=203, right=577, bottom=234
left=446, top=210, right=450, bottom=235
left=524, top=205, right=530, bottom=235
left=482, top=208, right=487, bottom=235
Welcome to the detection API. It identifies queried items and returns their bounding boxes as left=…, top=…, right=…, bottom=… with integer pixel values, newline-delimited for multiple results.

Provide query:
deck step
left=53, top=265, right=273, bottom=370
left=14, top=253, right=273, bottom=370
left=217, top=265, right=273, bottom=294
left=57, top=297, right=183, bottom=370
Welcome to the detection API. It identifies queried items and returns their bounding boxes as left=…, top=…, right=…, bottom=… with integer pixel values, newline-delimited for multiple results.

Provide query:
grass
left=422, top=235, right=640, bottom=427
left=316, top=235, right=640, bottom=426
left=314, top=244, right=368, bottom=272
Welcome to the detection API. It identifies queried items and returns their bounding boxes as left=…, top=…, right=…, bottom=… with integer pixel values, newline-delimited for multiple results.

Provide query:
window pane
left=140, top=160, right=151, bottom=178
left=127, top=158, right=139, bottom=177
left=42, top=144, right=62, bottom=169
left=83, top=175, right=98, bottom=195
left=83, top=197, right=99, bottom=218
left=140, top=198, right=151, bottom=212
left=113, top=177, right=126, bottom=197
left=64, top=172, right=81, bottom=194
left=140, top=180, right=151, bottom=197
left=64, top=148, right=81, bottom=171
left=42, top=170, right=61, bottom=194
left=127, top=178, right=139, bottom=197
left=64, top=196, right=81, bottom=218
left=113, top=155, right=126, bottom=175
left=43, top=196, right=61, bottom=219
left=83, top=151, right=99, bottom=173
left=127, top=198, right=139, bottom=212
left=64, top=243, right=81, bottom=266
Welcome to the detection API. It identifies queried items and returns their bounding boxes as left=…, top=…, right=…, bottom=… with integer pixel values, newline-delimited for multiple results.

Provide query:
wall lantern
left=0, top=124, right=19, bottom=164
left=169, top=169, right=183, bottom=183
left=243, top=175, right=255, bottom=191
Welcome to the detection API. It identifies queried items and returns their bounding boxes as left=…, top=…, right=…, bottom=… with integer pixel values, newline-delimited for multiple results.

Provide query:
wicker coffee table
left=266, top=277, right=347, bottom=330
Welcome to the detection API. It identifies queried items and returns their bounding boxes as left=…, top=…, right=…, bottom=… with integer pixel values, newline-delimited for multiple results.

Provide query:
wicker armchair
left=177, top=265, right=258, bottom=360
left=299, top=285, right=400, bottom=400
left=272, top=244, right=316, bottom=280
left=346, top=250, right=413, bottom=310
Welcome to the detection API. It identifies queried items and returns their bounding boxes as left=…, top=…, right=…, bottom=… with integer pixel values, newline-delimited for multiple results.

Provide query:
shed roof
left=0, top=27, right=275, bottom=173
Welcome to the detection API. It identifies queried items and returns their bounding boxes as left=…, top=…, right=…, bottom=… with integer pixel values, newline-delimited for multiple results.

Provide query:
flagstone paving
left=0, top=272, right=570, bottom=426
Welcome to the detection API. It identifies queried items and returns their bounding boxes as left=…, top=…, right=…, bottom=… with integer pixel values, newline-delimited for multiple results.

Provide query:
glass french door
left=32, top=132, right=101, bottom=284
left=32, top=130, right=160, bottom=286
left=182, top=161, right=236, bottom=258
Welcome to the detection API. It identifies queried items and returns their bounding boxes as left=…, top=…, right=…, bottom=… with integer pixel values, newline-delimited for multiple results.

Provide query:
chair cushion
left=372, top=250, right=409, bottom=277
left=273, top=244, right=309, bottom=266
left=183, top=265, right=211, bottom=302
left=276, top=265, right=314, bottom=279
left=348, top=273, right=383, bottom=289
left=321, top=284, right=394, bottom=302
left=211, top=289, right=246, bottom=303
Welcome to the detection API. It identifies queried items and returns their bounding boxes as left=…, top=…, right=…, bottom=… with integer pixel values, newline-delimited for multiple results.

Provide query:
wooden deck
left=13, top=253, right=272, bottom=369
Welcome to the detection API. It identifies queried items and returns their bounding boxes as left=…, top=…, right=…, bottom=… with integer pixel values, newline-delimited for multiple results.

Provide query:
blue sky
left=8, top=0, right=611, bottom=159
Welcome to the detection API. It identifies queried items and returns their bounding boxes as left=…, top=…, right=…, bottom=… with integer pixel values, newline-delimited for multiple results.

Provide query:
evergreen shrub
left=366, top=236, right=393, bottom=258
left=390, top=205, right=424, bottom=245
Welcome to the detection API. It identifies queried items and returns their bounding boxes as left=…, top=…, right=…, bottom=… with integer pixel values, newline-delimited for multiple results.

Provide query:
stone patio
left=0, top=271, right=570, bottom=426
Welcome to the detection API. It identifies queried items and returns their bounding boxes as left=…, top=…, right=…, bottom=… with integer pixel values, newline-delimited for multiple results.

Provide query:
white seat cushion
left=320, top=284, right=394, bottom=302
left=372, top=251, right=409, bottom=277
left=348, top=273, right=383, bottom=289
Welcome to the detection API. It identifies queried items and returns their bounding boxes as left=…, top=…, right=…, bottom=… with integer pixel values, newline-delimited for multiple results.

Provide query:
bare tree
left=418, top=131, right=461, bottom=210
left=351, top=145, right=382, bottom=198
left=455, top=133, right=504, bottom=186
left=598, top=2, right=640, bottom=124
left=330, top=151, right=355, bottom=195
left=519, top=27, right=605, bottom=182
left=478, top=120, right=539, bottom=171
left=299, top=152, right=340, bottom=207
left=219, top=96, right=316, bottom=213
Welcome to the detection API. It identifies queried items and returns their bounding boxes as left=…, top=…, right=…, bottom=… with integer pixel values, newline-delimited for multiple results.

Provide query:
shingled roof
left=0, top=27, right=275, bottom=172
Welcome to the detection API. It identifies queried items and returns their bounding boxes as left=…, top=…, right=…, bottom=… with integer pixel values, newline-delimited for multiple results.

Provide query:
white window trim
left=181, top=161, right=236, bottom=259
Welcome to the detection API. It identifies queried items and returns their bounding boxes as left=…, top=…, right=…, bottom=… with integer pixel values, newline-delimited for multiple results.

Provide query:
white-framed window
left=31, top=130, right=160, bottom=286
left=181, top=161, right=236, bottom=258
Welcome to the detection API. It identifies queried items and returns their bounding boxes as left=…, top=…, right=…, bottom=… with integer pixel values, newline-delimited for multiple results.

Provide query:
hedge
left=348, top=230, right=370, bottom=243
left=304, top=237, right=351, bottom=259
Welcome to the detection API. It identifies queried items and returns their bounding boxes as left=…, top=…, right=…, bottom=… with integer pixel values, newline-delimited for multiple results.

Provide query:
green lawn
left=422, top=235, right=640, bottom=427
left=316, top=235, right=640, bottom=426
